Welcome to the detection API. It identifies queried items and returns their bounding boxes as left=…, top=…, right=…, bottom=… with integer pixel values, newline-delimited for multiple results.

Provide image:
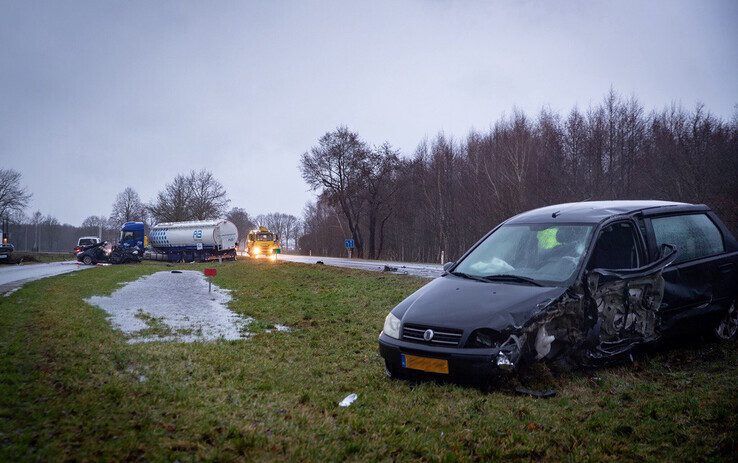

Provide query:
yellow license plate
left=402, top=354, right=449, bottom=374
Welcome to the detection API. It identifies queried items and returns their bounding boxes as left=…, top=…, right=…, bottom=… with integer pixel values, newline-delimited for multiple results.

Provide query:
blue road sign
left=344, top=239, right=355, bottom=249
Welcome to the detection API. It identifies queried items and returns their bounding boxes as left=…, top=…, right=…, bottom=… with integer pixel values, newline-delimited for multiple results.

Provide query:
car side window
left=651, top=214, right=724, bottom=264
left=587, top=222, right=643, bottom=270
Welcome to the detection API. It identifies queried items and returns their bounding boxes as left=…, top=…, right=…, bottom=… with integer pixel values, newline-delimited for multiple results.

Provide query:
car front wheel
left=714, top=302, right=738, bottom=341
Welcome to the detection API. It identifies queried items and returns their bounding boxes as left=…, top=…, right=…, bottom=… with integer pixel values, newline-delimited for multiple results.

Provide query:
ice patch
left=86, top=270, right=252, bottom=343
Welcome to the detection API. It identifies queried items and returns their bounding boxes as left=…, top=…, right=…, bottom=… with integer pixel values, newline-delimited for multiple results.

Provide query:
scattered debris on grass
left=338, top=393, right=358, bottom=407
left=3, top=287, right=20, bottom=297
left=86, top=270, right=256, bottom=343
left=514, top=387, right=557, bottom=399
left=265, top=324, right=292, bottom=333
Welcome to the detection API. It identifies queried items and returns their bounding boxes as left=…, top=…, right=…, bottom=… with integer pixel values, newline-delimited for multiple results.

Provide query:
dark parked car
left=76, top=241, right=142, bottom=265
left=379, top=201, right=738, bottom=381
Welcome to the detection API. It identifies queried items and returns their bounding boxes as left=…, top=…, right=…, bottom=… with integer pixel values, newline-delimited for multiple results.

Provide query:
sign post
left=344, top=239, right=355, bottom=259
left=204, top=268, right=217, bottom=292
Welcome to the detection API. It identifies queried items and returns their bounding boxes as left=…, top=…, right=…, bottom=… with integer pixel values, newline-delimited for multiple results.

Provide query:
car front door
left=582, top=219, right=677, bottom=362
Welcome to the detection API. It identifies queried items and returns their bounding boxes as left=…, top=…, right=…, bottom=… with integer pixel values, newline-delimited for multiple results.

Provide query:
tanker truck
left=120, top=219, right=238, bottom=262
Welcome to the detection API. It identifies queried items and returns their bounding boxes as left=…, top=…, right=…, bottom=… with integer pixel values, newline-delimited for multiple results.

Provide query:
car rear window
left=651, top=214, right=724, bottom=263
left=79, top=239, right=95, bottom=246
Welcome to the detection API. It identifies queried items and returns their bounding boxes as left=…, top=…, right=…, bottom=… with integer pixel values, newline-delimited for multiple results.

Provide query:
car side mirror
left=443, top=261, right=454, bottom=272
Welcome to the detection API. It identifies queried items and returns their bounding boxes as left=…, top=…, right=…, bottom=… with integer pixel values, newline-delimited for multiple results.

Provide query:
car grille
left=401, top=324, right=463, bottom=347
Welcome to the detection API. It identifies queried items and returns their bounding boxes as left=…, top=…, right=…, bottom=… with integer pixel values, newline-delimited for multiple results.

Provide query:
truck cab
left=247, top=226, right=281, bottom=259
left=119, top=222, right=145, bottom=251
left=0, top=228, right=13, bottom=260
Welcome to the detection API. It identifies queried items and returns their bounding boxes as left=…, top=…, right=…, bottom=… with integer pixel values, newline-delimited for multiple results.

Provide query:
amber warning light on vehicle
left=204, top=268, right=217, bottom=292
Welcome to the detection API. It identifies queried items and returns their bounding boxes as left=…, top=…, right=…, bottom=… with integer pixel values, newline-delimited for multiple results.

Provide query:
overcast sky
left=1, top=0, right=736, bottom=225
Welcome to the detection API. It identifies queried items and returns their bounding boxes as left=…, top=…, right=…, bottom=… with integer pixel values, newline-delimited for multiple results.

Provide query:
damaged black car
left=379, top=201, right=738, bottom=381
left=76, top=241, right=142, bottom=265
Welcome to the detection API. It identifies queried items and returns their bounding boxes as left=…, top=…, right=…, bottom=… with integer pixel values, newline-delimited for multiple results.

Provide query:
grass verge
left=0, top=259, right=736, bottom=461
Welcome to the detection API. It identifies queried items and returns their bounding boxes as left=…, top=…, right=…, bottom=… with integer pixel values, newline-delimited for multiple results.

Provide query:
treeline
left=299, top=91, right=738, bottom=262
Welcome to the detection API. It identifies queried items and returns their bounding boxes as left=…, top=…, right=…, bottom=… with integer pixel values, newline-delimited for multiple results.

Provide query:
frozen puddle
left=86, top=270, right=253, bottom=343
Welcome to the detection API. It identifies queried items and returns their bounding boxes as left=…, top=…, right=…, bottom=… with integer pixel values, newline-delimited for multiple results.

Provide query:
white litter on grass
left=86, top=270, right=252, bottom=344
left=338, top=393, right=358, bottom=407
left=3, top=287, right=20, bottom=297
left=265, top=324, right=292, bottom=333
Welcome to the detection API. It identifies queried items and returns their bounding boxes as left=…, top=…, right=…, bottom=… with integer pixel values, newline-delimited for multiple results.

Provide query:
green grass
left=0, top=260, right=736, bottom=461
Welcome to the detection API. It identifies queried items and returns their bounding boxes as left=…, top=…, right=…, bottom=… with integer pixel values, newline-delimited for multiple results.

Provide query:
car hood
left=394, top=275, right=568, bottom=332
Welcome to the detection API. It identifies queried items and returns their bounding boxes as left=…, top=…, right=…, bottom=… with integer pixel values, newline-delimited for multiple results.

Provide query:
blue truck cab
left=119, top=222, right=145, bottom=251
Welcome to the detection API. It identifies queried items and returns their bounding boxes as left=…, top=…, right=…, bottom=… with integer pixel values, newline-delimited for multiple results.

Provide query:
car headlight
left=383, top=313, right=401, bottom=339
left=253, top=247, right=261, bottom=254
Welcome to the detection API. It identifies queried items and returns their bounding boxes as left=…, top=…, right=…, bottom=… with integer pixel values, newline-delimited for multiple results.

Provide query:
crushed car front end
left=377, top=271, right=573, bottom=380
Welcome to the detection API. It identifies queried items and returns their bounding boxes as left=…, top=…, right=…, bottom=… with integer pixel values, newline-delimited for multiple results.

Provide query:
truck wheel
left=82, top=256, right=93, bottom=265
left=714, top=302, right=737, bottom=341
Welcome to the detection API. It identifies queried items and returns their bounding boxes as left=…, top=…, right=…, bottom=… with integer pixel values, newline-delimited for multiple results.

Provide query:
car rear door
left=643, top=211, right=737, bottom=328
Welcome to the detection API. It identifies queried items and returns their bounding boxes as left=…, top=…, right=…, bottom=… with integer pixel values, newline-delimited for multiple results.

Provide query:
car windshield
left=453, top=223, right=594, bottom=285
left=256, top=233, right=274, bottom=241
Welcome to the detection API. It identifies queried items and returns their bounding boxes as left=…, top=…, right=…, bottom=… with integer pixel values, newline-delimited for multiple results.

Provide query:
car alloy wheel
left=82, top=256, right=93, bottom=265
left=715, top=302, right=738, bottom=341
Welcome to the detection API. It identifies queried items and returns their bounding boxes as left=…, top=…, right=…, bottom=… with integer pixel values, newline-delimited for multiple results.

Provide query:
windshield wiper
left=450, top=271, right=490, bottom=283
left=482, top=274, right=543, bottom=286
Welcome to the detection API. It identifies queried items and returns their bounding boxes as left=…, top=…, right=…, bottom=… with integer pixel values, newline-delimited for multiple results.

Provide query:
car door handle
left=718, top=263, right=734, bottom=274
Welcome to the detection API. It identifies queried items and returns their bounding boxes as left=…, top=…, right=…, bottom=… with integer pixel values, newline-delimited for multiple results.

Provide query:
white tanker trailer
left=145, top=219, right=238, bottom=262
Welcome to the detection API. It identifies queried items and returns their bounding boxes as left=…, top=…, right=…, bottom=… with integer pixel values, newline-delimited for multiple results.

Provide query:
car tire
left=82, top=255, right=93, bottom=265
left=714, top=302, right=738, bottom=341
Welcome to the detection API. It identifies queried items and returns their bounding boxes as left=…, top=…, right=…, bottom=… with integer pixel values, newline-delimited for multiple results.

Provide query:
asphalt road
left=276, top=254, right=444, bottom=279
left=0, top=261, right=92, bottom=295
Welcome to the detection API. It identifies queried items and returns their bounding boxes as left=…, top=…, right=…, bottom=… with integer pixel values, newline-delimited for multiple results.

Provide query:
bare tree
left=300, top=126, right=370, bottom=258
left=363, top=142, right=400, bottom=259
left=110, top=187, right=147, bottom=227
left=148, top=169, right=229, bottom=223
left=0, top=168, right=32, bottom=220
left=188, top=169, right=230, bottom=220
left=149, top=174, right=192, bottom=223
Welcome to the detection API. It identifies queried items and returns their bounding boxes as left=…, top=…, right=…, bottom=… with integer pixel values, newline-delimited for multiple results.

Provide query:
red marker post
left=204, top=268, right=217, bottom=292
